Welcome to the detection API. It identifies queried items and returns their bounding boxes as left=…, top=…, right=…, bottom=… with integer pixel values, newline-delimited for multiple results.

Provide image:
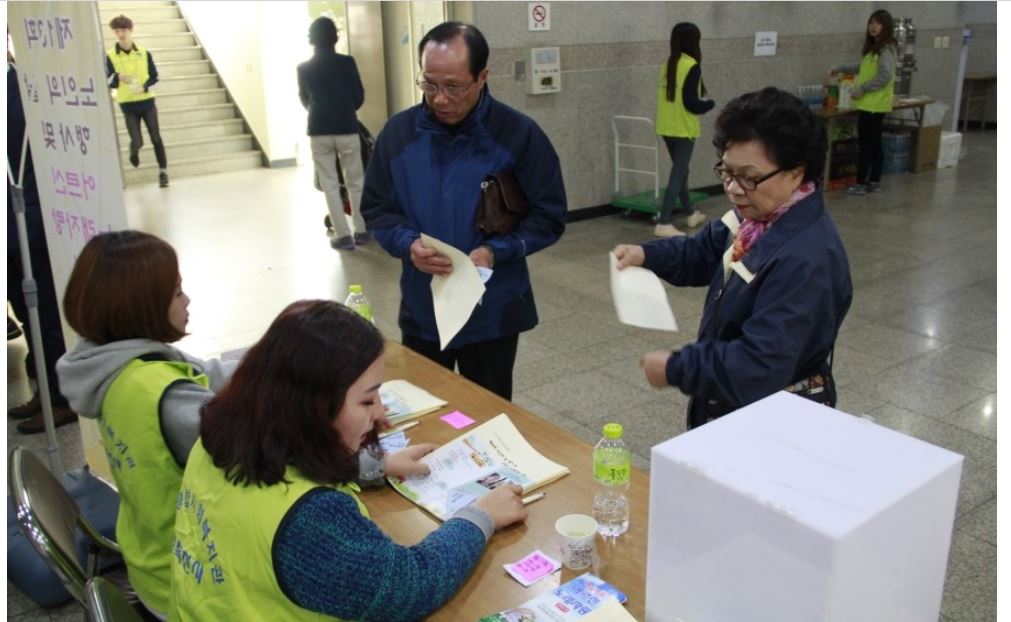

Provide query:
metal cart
left=611, top=115, right=707, bottom=222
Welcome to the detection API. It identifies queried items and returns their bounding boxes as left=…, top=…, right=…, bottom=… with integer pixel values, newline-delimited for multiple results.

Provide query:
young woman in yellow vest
left=106, top=14, right=169, bottom=188
left=654, top=22, right=715, bottom=238
left=56, top=231, right=238, bottom=618
left=170, top=300, right=529, bottom=621
left=833, top=9, right=897, bottom=196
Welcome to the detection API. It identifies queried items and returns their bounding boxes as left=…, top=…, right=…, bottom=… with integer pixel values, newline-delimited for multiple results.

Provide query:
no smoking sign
left=528, top=2, right=551, bottom=31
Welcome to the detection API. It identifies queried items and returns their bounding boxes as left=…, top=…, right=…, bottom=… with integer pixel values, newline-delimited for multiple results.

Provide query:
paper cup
left=555, top=514, right=597, bottom=570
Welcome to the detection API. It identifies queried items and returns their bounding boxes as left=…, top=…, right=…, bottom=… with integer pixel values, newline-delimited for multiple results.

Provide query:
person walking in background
left=362, top=22, right=567, bottom=401
left=298, top=16, right=368, bottom=251
left=654, top=22, right=715, bottom=238
left=834, top=9, right=896, bottom=196
left=106, top=14, right=170, bottom=188
left=7, top=51, right=77, bottom=434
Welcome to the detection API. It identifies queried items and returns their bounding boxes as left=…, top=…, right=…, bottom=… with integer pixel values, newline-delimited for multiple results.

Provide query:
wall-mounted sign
left=754, top=31, right=778, bottom=57
left=528, top=2, right=550, bottom=31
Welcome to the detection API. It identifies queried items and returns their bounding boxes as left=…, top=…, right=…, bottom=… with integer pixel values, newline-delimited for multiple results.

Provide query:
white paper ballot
left=421, top=234, right=487, bottom=350
left=609, top=252, right=678, bottom=331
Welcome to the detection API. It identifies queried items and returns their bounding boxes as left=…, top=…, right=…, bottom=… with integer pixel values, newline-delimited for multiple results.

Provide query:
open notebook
left=380, top=379, right=448, bottom=425
left=389, top=414, right=569, bottom=521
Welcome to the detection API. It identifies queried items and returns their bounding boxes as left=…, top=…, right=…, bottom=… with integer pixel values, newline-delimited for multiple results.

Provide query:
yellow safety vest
left=656, top=53, right=702, bottom=138
left=107, top=44, right=155, bottom=105
left=170, top=441, right=369, bottom=621
left=102, top=358, right=208, bottom=613
left=855, top=50, right=895, bottom=113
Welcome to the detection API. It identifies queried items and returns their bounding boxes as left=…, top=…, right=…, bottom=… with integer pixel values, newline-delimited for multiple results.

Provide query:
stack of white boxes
left=646, top=392, right=963, bottom=622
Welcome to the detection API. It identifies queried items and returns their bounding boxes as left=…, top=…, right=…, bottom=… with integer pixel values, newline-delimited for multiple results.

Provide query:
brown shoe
left=16, top=407, right=79, bottom=434
left=8, top=392, right=42, bottom=420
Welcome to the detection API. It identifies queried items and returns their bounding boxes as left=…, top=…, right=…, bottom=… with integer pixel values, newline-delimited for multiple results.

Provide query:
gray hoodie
left=57, top=338, right=238, bottom=465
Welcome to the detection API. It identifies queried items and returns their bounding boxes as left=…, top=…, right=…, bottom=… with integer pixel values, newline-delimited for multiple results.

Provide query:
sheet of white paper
left=609, top=252, right=678, bottom=331
left=421, top=234, right=487, bottom=350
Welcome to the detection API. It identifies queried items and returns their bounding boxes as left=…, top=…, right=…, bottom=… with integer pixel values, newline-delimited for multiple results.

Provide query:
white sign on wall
left=754, top=31, right=778, bottom=56
left=8, top=1, right=129, bottom=478
left=528, top=2, right=551, bottom=31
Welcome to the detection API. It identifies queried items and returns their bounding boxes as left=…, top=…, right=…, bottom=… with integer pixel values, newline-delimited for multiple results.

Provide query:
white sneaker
left=685, top=211, right=708, bottom=228
left=654, top=223, right=685, bottom=237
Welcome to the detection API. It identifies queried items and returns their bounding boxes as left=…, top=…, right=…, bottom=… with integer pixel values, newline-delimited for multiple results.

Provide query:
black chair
left=85, top=577, right=147, bottom=622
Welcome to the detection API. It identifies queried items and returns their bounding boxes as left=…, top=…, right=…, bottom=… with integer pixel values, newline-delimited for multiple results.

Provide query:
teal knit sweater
left=273, top=488, right=489, bottom=620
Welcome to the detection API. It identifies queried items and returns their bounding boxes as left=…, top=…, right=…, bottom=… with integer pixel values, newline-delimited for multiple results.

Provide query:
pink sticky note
left=504, top=550, right=561, bottom=586
left=440, top=410, right=475, bottom=429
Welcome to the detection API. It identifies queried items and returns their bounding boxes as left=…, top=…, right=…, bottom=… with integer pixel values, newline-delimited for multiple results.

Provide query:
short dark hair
left=713, top=87, right=827, bottom=184
left=308, top=16, right=338, bottom=48
left=63, top=230, right=185, bottom=344
left=109, top=15, right=133, bottom=31
left=418, top=21, right=489, bottom=80
left=200, top=300, right=385, bottom=487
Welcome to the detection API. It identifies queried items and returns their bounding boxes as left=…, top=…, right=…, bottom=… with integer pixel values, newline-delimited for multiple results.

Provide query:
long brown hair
left=862, top=10, right=896, bottom=56
left=665, top=22, right=705, bottom=102
left=200, top=300, right=385, bottom=487
left=63, top=230, right=184, bottom=344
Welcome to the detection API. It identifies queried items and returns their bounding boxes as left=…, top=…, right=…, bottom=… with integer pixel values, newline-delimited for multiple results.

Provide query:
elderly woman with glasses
left=613, top=87, right=852, bottom=429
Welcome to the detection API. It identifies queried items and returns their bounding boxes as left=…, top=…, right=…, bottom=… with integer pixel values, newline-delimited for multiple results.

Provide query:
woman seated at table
left=170, top=300, right=528, bottom=621
left=56, top=230, right=238, bottom=617
left=613, top=87, right=852, bottom=429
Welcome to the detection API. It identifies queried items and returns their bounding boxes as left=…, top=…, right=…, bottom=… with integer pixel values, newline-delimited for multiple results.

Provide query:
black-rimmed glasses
left=713, top=162, right=783, bottom=191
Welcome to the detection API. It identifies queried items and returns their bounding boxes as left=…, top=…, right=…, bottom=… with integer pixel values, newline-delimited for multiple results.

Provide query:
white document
left=420, top=234, right=486, bottom=350
left=609, top=252, right=678, bottom=332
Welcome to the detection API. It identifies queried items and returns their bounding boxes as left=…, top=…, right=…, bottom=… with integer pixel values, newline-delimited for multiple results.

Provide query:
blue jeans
left=659, top=136, right=695, bottom=222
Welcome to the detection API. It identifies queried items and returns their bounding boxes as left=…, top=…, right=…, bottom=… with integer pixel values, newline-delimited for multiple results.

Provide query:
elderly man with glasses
left=362, top=22, right=566, bottom=401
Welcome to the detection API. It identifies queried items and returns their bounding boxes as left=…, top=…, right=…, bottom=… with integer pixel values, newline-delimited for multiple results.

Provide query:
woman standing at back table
left=653, top=22, right=715, bottom=238
left=834, top=9, right=897, bottom=196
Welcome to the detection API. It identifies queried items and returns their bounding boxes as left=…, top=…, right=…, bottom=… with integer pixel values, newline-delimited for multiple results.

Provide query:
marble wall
left=468, top=1, right=997, bottom=211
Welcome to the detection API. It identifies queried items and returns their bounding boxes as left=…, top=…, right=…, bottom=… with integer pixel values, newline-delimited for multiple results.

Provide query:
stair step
left=116, top=88, right=226, bottom=109
left=155, top=59, right=213, bottom=77
left=155, top=74, right=219, bottom=93
left=100, top=18, right=189, bottom=35
left=147, top=46, right=204, bottom=62
left=114, top=103, right=238, bottom=126
left=121, top=135, right=255, bottom=161
left=122, top=151, right=263, bottom=185
left=99, top=5, right=181, bottom=21
left=103, top=32, right=196, bottom=49
left=118, top=119, right=246, bottom=143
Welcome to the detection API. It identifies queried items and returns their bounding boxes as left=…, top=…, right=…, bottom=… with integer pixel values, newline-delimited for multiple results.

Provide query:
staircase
left=98, top=1, right=263, bottom=186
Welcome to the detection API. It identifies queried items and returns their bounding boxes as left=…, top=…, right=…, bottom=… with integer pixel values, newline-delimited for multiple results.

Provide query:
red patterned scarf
left=731, top=181, right=816, bottom=262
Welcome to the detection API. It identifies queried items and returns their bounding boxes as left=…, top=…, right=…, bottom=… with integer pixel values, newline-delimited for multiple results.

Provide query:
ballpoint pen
left=522, top=492, right=546, bottom=505
left=379, top=420, right=420, bottom=438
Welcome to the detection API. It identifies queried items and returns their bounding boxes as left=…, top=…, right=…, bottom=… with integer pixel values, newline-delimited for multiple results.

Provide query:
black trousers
left=123, top=103, right=167, bottom=168
left=402, top=333, right=519, bottom=401
left=857, top=111, right=885, bottom=184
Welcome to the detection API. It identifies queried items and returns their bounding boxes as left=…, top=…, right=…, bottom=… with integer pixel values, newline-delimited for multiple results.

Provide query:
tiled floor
left=7, top=131, right=996, bottom=621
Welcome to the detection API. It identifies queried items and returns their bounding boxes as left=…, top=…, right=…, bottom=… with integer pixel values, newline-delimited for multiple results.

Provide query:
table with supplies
left=367, top=341, right=650, bottom=621
left=815, top=95, right=935, bottom=190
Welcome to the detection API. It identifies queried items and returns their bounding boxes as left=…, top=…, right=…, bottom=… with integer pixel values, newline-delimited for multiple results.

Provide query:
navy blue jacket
left=297, top=50, right=364, bottom=136
left=642, top=191, right=852, bottom=414
left=362, top=88, right=566, bottom=347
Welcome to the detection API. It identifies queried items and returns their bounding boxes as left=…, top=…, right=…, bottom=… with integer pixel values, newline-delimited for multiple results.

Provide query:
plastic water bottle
left=592, top=422, right=630, bottom=537
left=344, top=284, right=373, bottom=323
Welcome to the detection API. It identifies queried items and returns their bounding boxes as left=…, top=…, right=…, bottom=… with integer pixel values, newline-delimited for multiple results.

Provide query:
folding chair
left=85, top=577, right=147, bottom=622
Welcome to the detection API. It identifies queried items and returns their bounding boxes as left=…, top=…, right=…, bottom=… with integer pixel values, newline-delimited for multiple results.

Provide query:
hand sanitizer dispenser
left=528, top=47, right=561, bottom=95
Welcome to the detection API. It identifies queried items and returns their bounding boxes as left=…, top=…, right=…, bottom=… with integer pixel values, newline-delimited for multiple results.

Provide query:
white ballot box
left=646, top=391, right=963, bottom=622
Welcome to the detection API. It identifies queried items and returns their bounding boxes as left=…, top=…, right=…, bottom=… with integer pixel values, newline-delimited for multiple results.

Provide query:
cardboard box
left=938, top=131, right=962, bottom=168
left=911, top=125, right=942, bottom=173
left=645, top=392, right=963, bottom=622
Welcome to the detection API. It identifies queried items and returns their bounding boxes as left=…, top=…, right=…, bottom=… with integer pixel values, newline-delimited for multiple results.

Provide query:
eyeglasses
left=416, top=75, right=476, bottom=100
left=713, top=162, right=783, bottom=191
